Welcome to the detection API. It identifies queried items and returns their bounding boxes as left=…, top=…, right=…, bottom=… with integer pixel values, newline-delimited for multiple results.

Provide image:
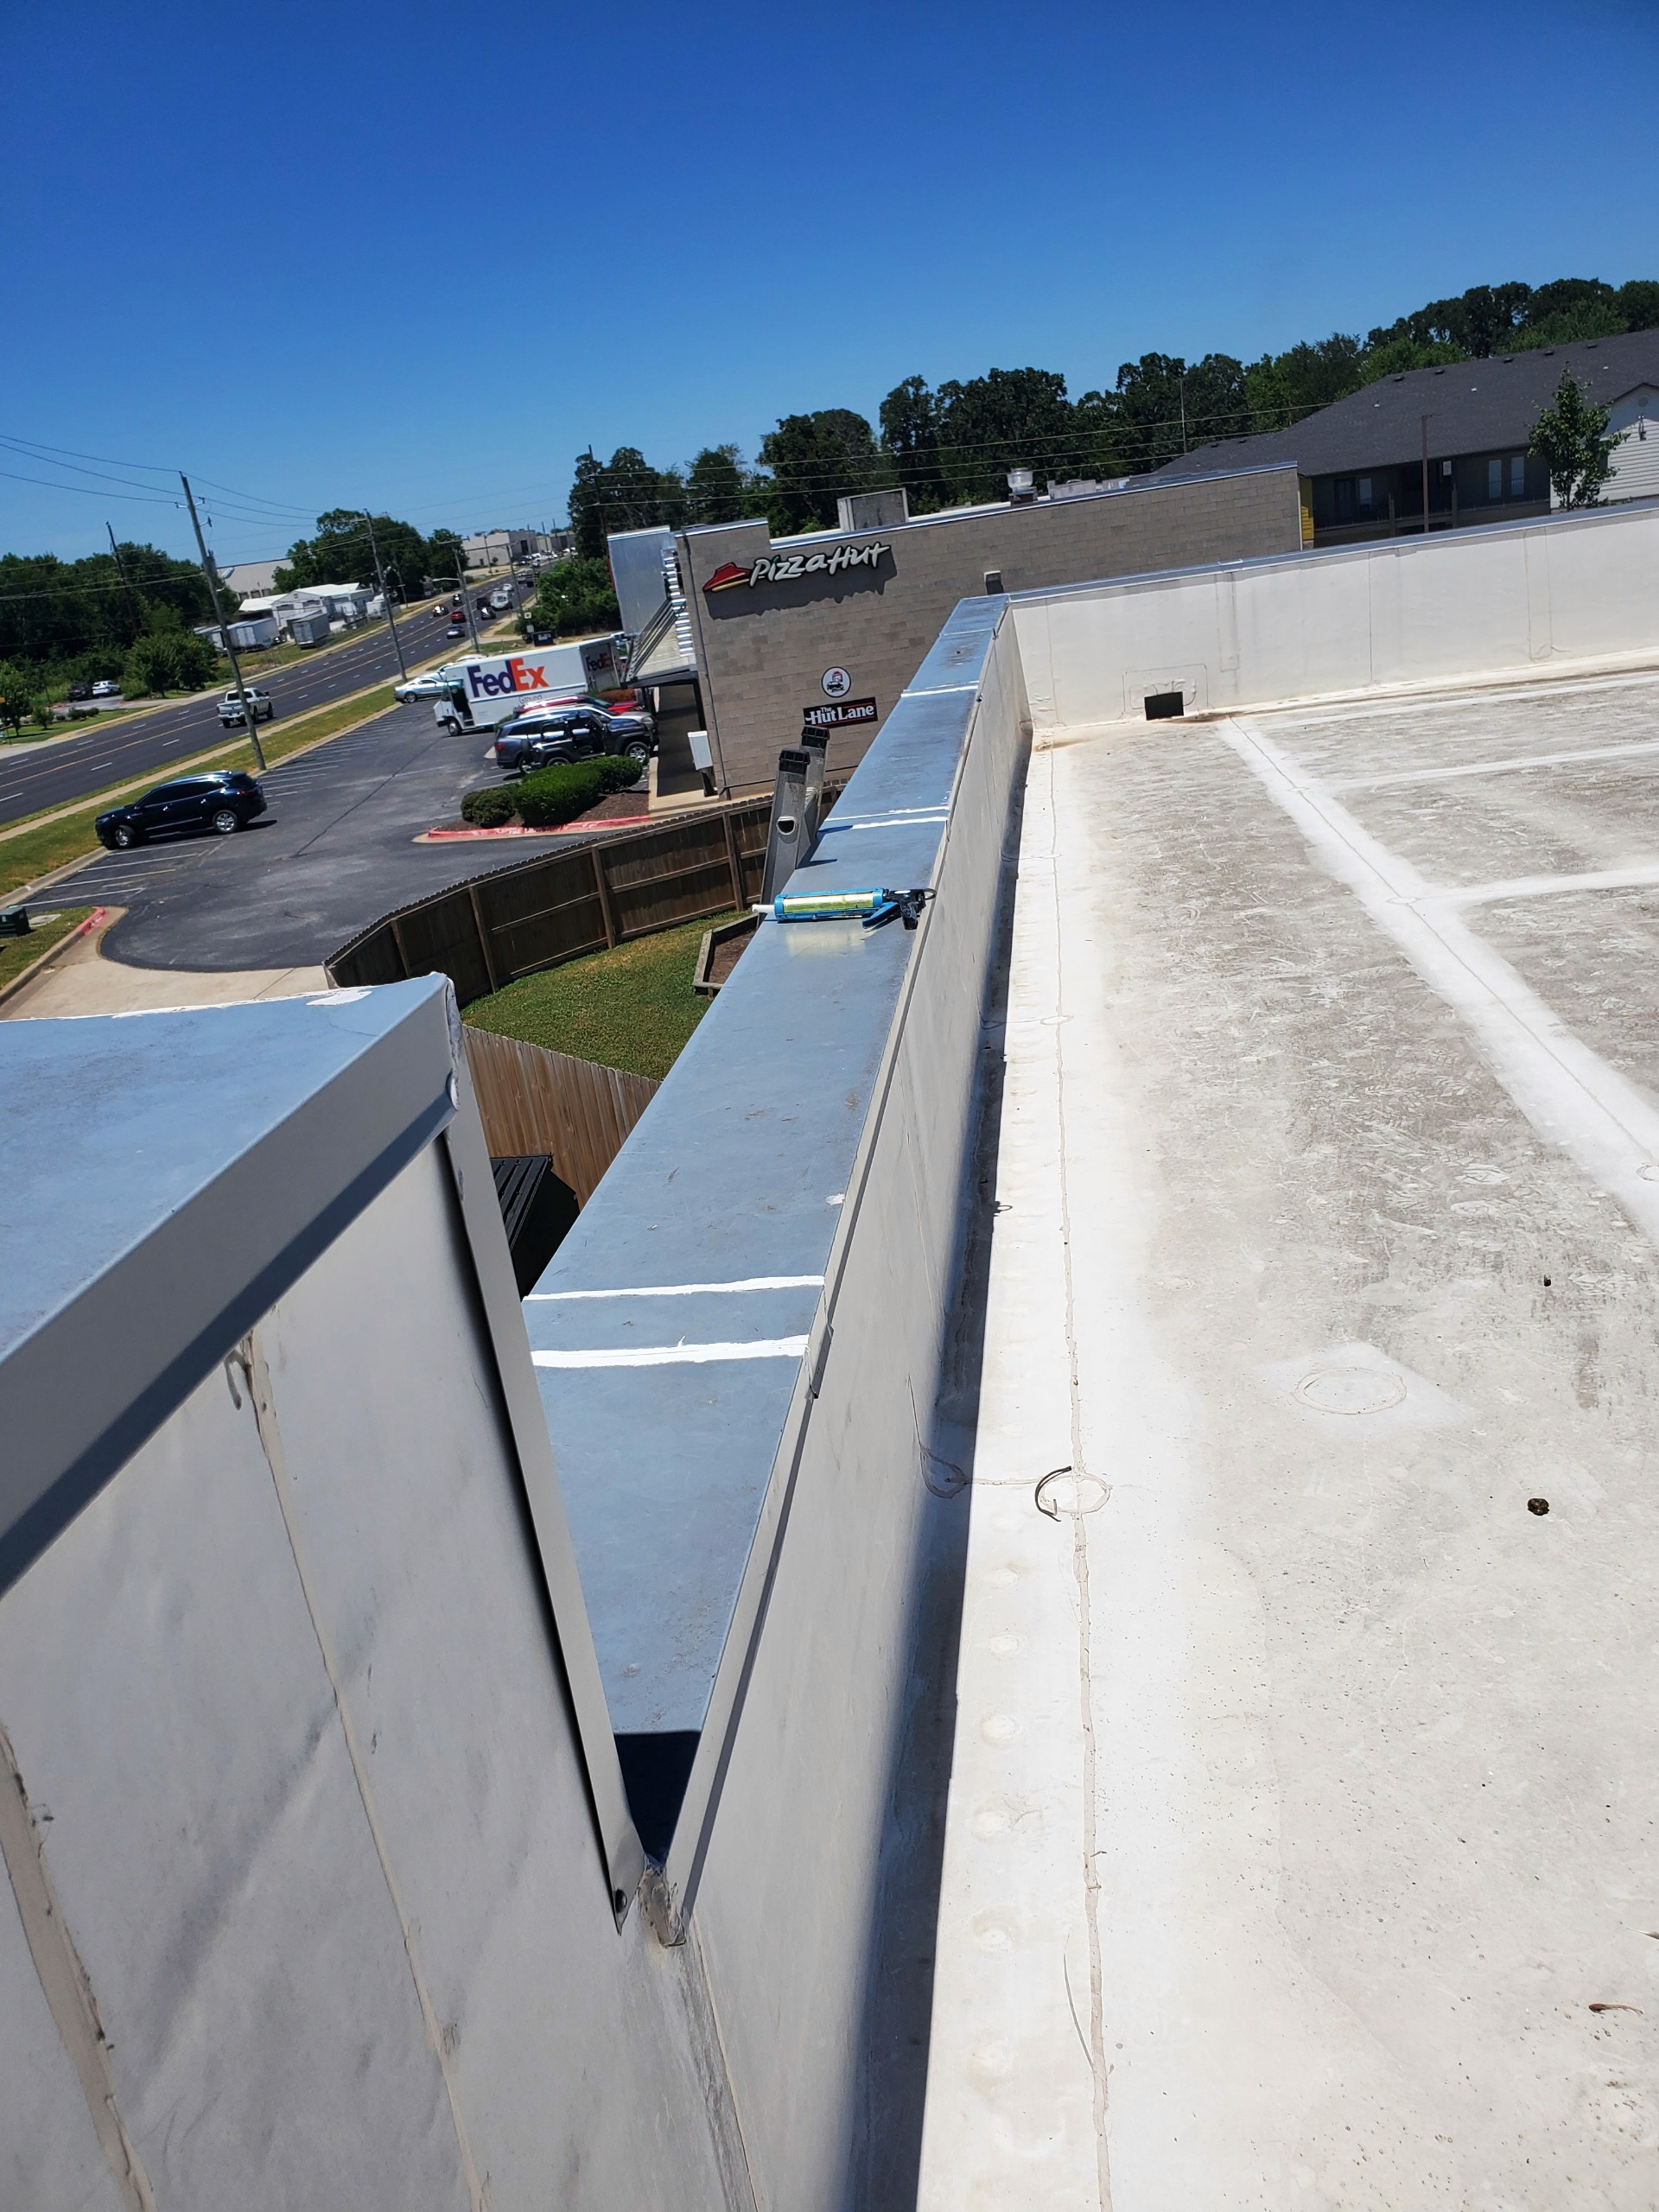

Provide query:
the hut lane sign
left=804, top=697, right=878, bottom=730
left=702, top=540, right=892, bottom=594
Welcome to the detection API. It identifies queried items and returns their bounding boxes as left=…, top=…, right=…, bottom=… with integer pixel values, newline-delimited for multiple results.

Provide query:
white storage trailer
left=403, top=638, right=628, bottom=733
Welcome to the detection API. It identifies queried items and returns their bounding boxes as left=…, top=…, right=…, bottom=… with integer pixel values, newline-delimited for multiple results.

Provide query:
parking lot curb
left=417, top=815, right=656, bottom=843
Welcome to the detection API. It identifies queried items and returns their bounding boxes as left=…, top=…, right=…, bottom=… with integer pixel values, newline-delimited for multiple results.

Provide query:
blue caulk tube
left=766, top=887, right=936, bottom=931
left=769, top=888, right=887, bottom=922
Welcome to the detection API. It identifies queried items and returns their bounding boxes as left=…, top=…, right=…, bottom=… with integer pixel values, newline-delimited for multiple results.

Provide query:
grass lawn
left=0, top=906, right=94, bottom=993
left=462, top=910, right=740, bottom=1080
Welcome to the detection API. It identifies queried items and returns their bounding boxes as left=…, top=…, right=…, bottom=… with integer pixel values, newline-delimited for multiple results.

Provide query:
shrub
left=461, top=785, right=517, bottom=827
left=513, top=754, right=639, bottom=828
left=459, top=755, right=642, bottom=830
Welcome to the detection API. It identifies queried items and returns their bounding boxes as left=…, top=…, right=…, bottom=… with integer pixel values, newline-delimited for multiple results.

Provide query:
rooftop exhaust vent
left=1007, top=467, right=1036, bottom=505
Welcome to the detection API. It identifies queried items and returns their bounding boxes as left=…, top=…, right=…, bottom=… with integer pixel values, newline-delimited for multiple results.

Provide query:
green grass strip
left=0, top=905, right=95, bottom=992
left=462, top=910, right=741, bottom=1080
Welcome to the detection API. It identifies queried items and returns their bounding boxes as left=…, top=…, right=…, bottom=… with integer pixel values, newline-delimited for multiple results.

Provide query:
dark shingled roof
left=1155, top=327, right=1659, bottom=481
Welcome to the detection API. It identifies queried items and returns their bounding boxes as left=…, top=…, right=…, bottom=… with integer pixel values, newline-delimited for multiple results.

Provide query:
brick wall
left=677, top=466, right=1302, bottom=791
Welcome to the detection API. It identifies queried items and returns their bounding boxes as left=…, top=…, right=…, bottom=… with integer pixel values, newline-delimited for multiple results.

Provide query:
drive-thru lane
left=0, top=575, right=537, bottom=830
left=42, top=697, right=601, bottom=972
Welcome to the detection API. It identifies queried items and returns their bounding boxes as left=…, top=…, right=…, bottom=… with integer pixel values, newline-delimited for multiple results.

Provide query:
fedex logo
left=467, top=656, right=550, bottom=699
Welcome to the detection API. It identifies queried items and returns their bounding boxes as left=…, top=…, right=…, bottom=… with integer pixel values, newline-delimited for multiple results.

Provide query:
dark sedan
left=96, top=771, right=267, bottom=849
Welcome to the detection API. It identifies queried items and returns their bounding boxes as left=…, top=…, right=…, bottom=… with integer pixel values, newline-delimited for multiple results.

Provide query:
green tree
left=1088, top=353, right=1252, bottom=473
left=1617, top=279, right=1659, bottom=334
left=569, top=451, right=607, bottom=560
left=879, top=377, right=950, bottom=512
left=757, top=410, right=892, bottom=533
left=1529, top=372, right=1618, bottom=507
left=122, top=625, right=218, bottom=698
left=1358, top=334, right=1467, bottom=384
left=527, top=556, right=620, bottom=638
left=685, top=445, right=751, bottom=526
left=933, top=369, right=1082, bottom=505
left=275, top=511, right=441, bottom=598
left=0, top=662, right=38, bottom=735
left=566, top=448, right=685, bottom=558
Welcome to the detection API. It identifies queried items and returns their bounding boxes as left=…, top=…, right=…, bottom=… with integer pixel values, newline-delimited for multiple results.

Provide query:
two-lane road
left=0, top=575, right=538, bottom=830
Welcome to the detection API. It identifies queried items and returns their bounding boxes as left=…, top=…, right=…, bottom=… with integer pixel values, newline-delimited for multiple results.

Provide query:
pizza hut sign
left=702, top=540, right=892, bottom=595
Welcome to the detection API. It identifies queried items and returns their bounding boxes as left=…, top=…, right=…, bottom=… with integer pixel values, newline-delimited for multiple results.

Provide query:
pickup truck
left=218, top=688, right=275, bottom=728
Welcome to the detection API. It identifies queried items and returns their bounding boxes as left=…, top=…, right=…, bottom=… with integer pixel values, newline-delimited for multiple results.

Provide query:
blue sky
left=6, top=0, right=1656, bottom=564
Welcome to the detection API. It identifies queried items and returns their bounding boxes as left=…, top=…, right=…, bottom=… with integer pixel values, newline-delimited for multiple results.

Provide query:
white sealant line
left=532, top=1336, right=808, bottom=1369
left=1222, top=716, right=1659, bottom=1242
left=526, top=1274, right=823, bottom=1300
left=1332, top=734, right=1659, bottom=792
left=899, top=682, right=982, bottom=696
left=817, top=810, right=950, bottom=834
left=1447, top=859, right=1659, bottom=906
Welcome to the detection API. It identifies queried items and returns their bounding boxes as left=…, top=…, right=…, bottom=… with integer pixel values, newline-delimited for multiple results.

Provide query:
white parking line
left=1223, top=714, right=1659, bottom=1246
left=1449, top=860, right=1659, bottom=906
left=1333, top=735, right=1659, bottom=792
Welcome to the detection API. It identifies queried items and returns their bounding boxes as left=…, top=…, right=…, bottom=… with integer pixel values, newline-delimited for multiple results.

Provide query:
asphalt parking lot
left=48, top=701, right=606, bottom=971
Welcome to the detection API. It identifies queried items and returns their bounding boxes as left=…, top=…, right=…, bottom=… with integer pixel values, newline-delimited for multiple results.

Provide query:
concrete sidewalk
left=3, top=921, right=326, bottom=1019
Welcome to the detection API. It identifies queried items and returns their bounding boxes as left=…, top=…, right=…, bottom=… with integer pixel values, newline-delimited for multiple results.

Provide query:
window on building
left=1357, top=477, right=1373, bottom=510
left=1332, top=478, right=1356, bottom=524
left=1488, top=459, right=1502, bottom=502
left=1510, top=454, right=1526, bottom=497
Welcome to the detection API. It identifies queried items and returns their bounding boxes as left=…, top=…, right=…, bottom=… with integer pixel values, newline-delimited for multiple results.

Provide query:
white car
left=219, top=688, right=275, bottom=728
left=90, top=678, right=120, bottom=698
left=490, top=588, right=512, bottom=612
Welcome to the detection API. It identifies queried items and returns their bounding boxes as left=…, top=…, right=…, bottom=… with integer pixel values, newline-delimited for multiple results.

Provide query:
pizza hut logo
left=702, top=540, right=892, bottom=595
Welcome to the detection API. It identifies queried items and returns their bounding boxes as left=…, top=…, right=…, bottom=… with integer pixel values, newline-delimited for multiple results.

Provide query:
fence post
left=591, top=843, right=620, bottom=948
left=468, top=884, right=501, bottom=994
left=721, top=806, right=744, bottom=911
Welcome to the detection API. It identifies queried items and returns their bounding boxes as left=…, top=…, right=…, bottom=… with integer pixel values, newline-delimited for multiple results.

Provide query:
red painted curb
left=419, top=815, right=656, bottom=842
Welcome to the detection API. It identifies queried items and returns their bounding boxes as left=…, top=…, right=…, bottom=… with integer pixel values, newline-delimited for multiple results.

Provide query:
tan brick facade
left=677, top=465, right=1301, bottom=791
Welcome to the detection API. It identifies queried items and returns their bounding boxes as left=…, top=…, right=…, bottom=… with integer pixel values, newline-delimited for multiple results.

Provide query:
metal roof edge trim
left=0, top=984, right=458, bottom=1598
left=659, top=596, right=1014, bottom=1915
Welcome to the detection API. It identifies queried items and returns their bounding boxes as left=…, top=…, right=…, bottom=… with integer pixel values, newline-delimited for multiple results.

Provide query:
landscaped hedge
left=461, top=754, right=642, bottom=830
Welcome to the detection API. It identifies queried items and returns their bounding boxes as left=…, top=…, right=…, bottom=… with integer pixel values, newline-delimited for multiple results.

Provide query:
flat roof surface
left=919, top=668, right=1659, bottom=2204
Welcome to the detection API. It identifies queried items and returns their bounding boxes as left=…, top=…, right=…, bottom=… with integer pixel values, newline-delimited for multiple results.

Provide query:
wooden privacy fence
left=327, top=798, right=780, bottom=1004
left=462, top=1027, right=658, bottom=1205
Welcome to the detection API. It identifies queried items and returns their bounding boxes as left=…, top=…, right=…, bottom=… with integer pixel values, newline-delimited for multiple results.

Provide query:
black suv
left=96, top=771, right=267, bottom=849
left=492, top=702, right=656, bottom=773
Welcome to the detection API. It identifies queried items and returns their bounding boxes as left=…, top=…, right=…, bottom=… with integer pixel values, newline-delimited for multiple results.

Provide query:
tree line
left=565, top=274, right=1659, bottom=550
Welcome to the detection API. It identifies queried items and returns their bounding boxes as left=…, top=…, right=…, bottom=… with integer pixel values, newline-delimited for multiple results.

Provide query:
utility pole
left=1179, top=371, right=1189, bottom=454
left=106, top=522, right=143, bottom=642
left=362, top=512, right=407, bottom=681
left=1421, top=415, right=1431, bottom=536
left=453, top=544, right=481, bottom=652
left=181, top=473, right=267, bottom=772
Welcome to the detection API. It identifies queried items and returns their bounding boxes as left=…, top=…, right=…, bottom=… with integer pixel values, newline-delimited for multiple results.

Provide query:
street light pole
left=362, top=512, right=408, bottom=681
left=180, top=473, right=267, bottom=772
left=454, top=545, right=481, bottom=652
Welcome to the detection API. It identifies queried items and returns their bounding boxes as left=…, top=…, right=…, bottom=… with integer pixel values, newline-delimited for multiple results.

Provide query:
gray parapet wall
left=0, top=984, right=741, bottom=2209
left=525, top=592, right=1030, bottom=2205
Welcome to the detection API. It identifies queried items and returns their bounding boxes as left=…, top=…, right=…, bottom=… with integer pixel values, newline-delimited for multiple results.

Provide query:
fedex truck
left=399, top=636, right=627, bottom=734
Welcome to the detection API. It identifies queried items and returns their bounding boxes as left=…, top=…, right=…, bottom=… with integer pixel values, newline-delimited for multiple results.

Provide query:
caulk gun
left=762, top=887, right=937, bottom=932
